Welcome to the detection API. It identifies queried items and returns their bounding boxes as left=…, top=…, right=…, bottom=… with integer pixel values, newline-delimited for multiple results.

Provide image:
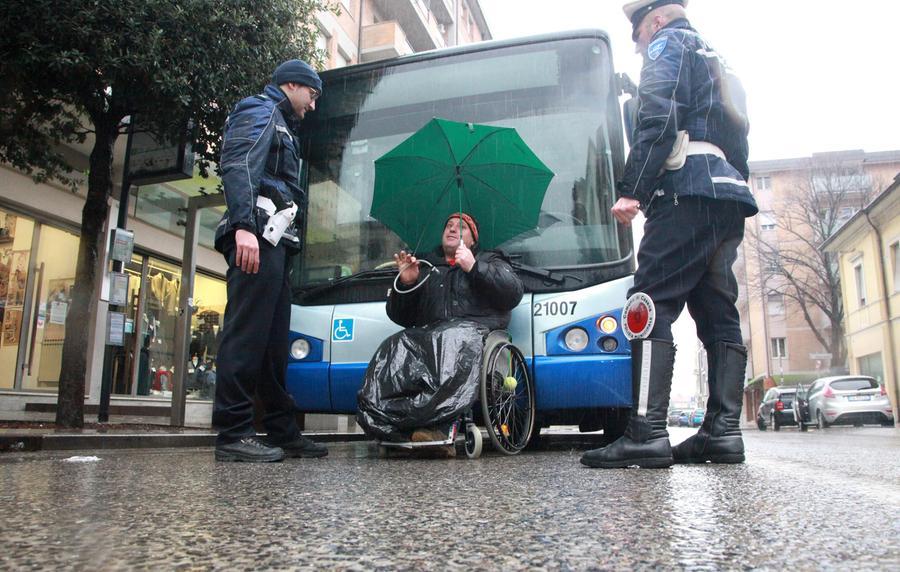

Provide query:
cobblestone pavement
left=2, top=427, right=898, bottom=570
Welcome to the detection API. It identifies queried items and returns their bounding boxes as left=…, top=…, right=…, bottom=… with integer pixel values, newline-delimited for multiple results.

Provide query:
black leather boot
left=581, top=339, right=675, bottom=469
left=673, top=342, right=747, bottom=464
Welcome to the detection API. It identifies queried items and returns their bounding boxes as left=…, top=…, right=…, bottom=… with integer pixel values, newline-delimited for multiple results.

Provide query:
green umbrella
left=371, top=117, right=554, bottom=251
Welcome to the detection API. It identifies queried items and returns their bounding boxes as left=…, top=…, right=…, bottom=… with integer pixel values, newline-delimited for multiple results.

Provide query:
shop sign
left=49, top=301, right=68, bottom=325
left=108, top=271, right=129, bottom=306
left=110, top=228, right=134, bottom=263
left=127, top=117, right=195, bottom=186
left=107, top=311, right=125, bottom=346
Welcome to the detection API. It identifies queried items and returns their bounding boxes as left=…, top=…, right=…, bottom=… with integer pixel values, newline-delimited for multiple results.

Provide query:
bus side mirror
left=623, top=97, right=639, bottom=148
left=616, top=74, right=639, bottom=148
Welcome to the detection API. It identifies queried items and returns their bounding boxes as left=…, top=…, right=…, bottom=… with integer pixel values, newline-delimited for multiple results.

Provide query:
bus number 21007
left=533, top=300, right=577, bottom=317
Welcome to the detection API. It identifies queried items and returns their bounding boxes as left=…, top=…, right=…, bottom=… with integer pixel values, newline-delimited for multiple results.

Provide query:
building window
left=837, top=207, right=855, bottom=225
left=767, top=292, right=785, bottom=315
left=335, top=48, right=350, bottom=69
left=858, top=352, right=884, bottom=384
left=854, top=261, right=866, bottom=307
left=759, top=211, right=776, bottom=231
left=892, top=241, right=899, bottom=293
left=316, top=31, right=328, bottom=56
left=764, top=251, right=780, bottom=273
left=755, top=176, right=771, bottom=191
left=771, top=337, right=787, bottom=358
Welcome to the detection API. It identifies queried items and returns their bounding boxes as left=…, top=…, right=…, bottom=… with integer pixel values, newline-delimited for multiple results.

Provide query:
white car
left=805, top=376, right=894, bottom=429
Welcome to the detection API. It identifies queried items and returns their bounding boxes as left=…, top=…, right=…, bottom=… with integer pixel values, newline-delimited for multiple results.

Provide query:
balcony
left=372, top=0, right=446, bottom=52
left=428, top=0, right=456, bottom=24
left=360, top=21, right=413, bottom=63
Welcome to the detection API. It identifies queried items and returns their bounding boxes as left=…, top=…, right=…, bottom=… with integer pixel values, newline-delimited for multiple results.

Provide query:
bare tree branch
left=745, top=157, right=882, bottom=368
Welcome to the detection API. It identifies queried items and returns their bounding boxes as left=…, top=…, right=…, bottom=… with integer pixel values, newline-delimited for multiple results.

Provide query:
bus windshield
left=296, top=34, right=629, bottom=295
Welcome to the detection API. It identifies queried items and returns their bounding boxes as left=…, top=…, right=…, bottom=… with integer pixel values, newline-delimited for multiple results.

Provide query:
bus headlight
left=564, top=327, right=589, bottom=352
left=290, top=338, right=310, bottom=360
left=597, top=316, right=618, bottom=334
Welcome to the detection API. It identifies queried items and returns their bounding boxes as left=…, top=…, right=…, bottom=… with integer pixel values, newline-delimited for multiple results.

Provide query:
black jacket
left=618, top=19, right=757, bottom=216
left=386, top=248, right=524, bottom=331
left=214, top=84, right=304, bottom=253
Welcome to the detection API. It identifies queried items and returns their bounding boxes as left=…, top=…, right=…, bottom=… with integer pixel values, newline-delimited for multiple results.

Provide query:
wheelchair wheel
left=465, top=423, right=483, bottom=459
left=480, top=337, right=534, bottom=455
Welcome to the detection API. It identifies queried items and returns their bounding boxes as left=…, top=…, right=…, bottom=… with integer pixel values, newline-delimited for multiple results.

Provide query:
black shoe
left=270, top=435, right=329, bottom=458
left=672, top=430, right=745, bottom=464
left=580, top=433, right=673, bottom=469
left=215, top=437, right=285, bottom=463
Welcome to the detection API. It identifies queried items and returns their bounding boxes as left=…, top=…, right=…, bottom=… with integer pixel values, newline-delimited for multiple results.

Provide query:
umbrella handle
left=393, top=259, right=436, bottom=294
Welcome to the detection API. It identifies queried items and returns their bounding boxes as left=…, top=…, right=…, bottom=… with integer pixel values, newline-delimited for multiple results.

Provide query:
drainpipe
left=863, top=210, right=899, bottom=423
left=454, top=0, right=459, bottom=46
left=356, top=0, right=364, bottom=63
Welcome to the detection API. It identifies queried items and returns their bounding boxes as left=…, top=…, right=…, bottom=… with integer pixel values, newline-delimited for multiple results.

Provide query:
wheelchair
left=377, top=330, right=535, bottom=459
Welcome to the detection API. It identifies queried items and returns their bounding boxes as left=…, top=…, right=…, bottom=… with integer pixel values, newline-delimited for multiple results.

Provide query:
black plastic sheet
left=356, top=320, right=487, bottom=442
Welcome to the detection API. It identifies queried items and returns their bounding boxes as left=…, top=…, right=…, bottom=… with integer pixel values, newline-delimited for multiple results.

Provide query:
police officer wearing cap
left=581, top=0, right=758, bottom=469
left=212, top=59, right=328, bottom=462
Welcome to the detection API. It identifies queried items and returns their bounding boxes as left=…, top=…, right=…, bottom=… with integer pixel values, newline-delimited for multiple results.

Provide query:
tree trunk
left=55, top=118, right=119, bottom=427
left=830, top=322, right=847, bottom=370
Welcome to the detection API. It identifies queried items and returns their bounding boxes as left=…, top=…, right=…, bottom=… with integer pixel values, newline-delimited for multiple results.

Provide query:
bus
left=286, top=29, right=636, bottom=442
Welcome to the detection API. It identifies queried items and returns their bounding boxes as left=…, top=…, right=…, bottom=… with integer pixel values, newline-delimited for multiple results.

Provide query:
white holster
left=256, top=196, right=297, bottom=246
left=661, top=131, right=726, bottom=173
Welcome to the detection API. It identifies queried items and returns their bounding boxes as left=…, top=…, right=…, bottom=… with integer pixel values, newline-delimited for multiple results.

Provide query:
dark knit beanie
left=271, top=59, right=323, bottom=94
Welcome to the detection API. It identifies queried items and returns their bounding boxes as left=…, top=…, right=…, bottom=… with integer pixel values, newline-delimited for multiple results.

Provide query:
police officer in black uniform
left=213, top=60, right=328, bottom=462
left=581, top=0, right=758, bottom=469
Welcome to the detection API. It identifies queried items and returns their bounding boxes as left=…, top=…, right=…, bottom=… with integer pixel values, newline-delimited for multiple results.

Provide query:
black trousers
left=212, top=238, right=299, bottom=445
left=629, top=196, right=745, bottom=347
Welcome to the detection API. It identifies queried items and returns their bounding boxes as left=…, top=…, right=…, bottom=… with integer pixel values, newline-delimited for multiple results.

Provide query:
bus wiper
left=510, top=261, right=583, bottom=285
left=295, top=268, right=398, bottom=298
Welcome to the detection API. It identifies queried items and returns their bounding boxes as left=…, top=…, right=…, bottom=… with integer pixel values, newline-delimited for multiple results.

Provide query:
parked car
left=689, top=408, right=705, bottom=427
left=667, top=410, right=685, bottom=426
left=678, top=411, right=690, bottom=426
left=756, top=386, right=798, bottom=431
left=806, top=375, right=894, bottom=429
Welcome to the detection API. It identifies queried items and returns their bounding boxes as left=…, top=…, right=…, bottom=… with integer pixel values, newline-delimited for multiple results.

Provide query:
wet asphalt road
left=1, top=426, right=898, bottom=571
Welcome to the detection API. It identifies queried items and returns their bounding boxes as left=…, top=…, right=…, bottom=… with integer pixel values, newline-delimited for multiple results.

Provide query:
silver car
left=805, top=375, right=895, bottom=429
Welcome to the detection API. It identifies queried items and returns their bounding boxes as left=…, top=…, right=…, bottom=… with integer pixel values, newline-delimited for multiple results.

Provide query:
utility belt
left=661, top=131, right=726, bottom=173
left=256, top=196, right=299, bottom=246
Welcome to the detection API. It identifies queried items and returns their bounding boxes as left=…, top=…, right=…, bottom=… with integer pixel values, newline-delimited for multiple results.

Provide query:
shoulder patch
left=647, top=36, right=668, bottom=61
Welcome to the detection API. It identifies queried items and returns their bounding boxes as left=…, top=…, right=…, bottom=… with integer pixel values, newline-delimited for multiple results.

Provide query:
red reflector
left=627, top=303, right=649, bottom=335
left=775, top=400, right=784, bottom=411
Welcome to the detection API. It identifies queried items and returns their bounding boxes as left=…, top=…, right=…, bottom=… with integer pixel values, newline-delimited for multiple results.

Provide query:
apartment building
left=739, top=150, right=900, bottom=389
left=315, top=0, right=490, bottom=69
left=821, top=173, right=900, bottom=422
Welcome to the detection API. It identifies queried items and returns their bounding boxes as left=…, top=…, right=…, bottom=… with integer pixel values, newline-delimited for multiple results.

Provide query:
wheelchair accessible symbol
left=332, top=318, right=354, bottom=342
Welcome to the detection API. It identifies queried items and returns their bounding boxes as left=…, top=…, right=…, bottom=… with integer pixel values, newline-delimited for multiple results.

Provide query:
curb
left=0, top=432, right=369, bottom=453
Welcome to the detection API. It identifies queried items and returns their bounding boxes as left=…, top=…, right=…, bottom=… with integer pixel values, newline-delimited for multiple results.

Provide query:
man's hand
left=234, top=229, right=260, bottom=274
left=394, top=250, right=420, bottom=285
left=611, top=196, right=642, bottom=226
left=456, top=242, right=476, bottom=272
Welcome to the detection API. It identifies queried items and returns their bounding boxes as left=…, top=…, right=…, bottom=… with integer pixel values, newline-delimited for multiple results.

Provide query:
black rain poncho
left=356, top=248, right=523, bottom=442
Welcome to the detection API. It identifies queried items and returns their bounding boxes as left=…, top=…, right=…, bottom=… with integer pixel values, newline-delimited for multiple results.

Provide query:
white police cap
left=623, top=0, right=688, bottom=32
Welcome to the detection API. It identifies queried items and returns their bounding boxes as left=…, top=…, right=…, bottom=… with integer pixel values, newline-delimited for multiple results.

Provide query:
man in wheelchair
left=356, top=213, right=524, bottom=456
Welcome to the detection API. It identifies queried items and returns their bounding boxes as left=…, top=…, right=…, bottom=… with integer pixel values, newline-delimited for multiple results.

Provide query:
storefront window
left=187, top=273, right=226, bottom=400
left=20, top=224, right=79, bottom=391
left=108, top=254, right=225, bottom=401
left=0, top=209, right=34, bottom=389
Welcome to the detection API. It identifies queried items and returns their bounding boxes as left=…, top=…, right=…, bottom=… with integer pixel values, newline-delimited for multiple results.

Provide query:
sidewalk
left=0, top=413, right=367, bottom=453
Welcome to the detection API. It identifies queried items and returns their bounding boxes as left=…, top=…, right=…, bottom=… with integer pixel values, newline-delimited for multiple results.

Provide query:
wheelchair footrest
left=378, top=422, right=458, bottom=449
